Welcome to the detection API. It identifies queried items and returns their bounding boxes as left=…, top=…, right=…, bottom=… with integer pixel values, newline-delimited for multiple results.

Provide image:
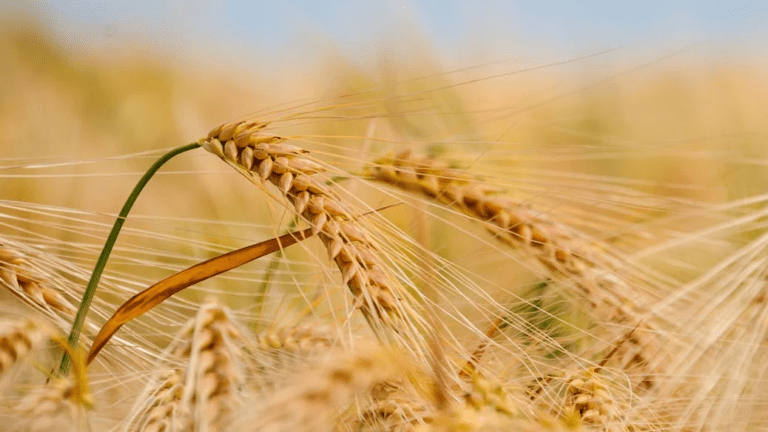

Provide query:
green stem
left=59, top=142, right=201, bottom=375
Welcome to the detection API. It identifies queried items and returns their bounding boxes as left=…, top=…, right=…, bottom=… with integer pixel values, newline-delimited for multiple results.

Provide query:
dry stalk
left=367, top=151, right=662, bottom=387
left=200, top=121, right=428, bottom=350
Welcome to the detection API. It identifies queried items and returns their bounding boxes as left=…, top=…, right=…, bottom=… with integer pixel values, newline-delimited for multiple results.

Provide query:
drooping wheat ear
left=366, top=152, right=661, bottom=383
left=0, top=317, right=50, bottom=377
left=125, top=297, right=247, bottom=432
left=200, top=121, right=425, bottom=342
left=238, top=347, right=407, bottom=432
left=0, top=240, right=76, bottom=316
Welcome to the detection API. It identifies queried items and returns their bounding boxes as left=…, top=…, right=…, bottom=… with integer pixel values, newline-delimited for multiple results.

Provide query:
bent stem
left=59, top=142, right=201, bottom=376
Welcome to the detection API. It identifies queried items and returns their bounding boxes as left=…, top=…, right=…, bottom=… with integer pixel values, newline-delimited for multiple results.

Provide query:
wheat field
left=2, top=17, right=768, bottom=432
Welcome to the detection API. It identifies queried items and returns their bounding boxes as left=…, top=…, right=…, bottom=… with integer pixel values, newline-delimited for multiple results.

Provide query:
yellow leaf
left=87, top=227, right=313, bottom=364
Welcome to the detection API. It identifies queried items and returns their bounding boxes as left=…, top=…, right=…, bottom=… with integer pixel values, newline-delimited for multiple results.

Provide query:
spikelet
left=367, top=152, right=662, bottom=386
left=200, top=121, right=427, bottom=347
left=527, top=367, right=649, bottom=432
left=562, top=370, right=619, bottom=430
left=420, top=403, right=584, bottom=432
left=463, top=375, right=519, bottom=417
left=124, top=297, right=247, bottom=432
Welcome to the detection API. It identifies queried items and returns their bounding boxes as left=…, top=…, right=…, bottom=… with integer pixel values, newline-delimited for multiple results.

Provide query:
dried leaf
left=87, top=227, right=313, bottom=364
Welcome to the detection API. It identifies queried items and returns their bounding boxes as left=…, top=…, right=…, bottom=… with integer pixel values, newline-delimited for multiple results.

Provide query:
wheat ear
left=124, top=368, right=186, bottom=432
left=258, top=323, right=335, bottom=355
left=367, top=152, right=662, bottom=386
left=124, top=297, right=246, bottom=432
left=200, top=121, right=427, bottom=345
left=0, top=317, right=49, bottom=377
left=0, top=240, right=75, bottom=316
left=240, top=347, right=407, bottom=432
left=12, top=335, right=92, bottom=432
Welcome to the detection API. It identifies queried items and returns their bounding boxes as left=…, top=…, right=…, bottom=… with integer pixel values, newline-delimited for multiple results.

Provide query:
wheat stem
left=59, top=142, right=201, bottom=376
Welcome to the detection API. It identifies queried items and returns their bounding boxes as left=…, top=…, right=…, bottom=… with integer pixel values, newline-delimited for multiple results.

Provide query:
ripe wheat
left=367, top=151, right=664, bottom=387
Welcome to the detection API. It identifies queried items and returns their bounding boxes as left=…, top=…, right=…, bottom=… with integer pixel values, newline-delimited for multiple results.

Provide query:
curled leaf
left=87, top=227, right=313, bottom=364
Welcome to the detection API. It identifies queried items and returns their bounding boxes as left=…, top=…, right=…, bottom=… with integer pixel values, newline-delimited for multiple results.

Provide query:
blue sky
left=4, top=1, right=766, bottom=64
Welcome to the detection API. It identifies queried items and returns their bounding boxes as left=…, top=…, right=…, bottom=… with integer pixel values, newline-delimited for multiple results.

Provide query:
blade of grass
left=60, top=143, right=201, bottom=375
left=86, top=227, right=313, bottom=364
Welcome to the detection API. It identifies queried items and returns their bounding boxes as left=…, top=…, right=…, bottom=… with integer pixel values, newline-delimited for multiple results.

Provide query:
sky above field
left=3, top=0, right=766, bottom=65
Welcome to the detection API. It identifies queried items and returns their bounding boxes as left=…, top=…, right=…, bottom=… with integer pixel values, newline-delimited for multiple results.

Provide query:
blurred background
left=1, top=0, right=767, bottom=316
